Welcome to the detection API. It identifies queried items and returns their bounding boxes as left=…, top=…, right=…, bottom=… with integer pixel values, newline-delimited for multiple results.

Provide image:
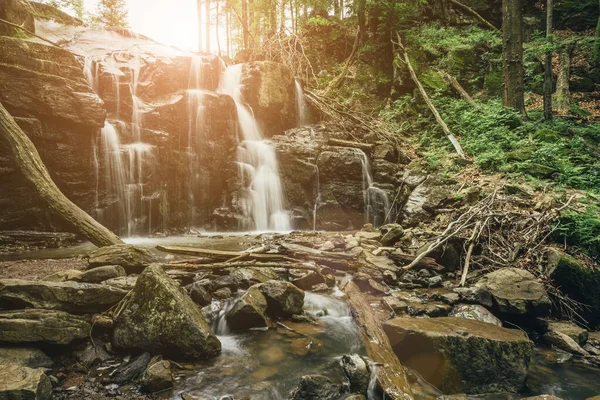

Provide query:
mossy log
left=342, top=279, right=414, bottom=400
left=0, top=102, right=122, bottom=247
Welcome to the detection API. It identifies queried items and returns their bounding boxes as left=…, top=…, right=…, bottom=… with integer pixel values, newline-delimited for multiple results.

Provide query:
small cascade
left=219, top=64, right=291, bottom=232
left=295, top=79, right=309, bottom=127
left=312, top=164, right=321, bottom=231
left=367, top=363, right=380, bottom=400
left=352, top=148, right=392, bottom=227
left=98, top=122, right=127, bottom=229
left=186, top=55, right=207, bottom=228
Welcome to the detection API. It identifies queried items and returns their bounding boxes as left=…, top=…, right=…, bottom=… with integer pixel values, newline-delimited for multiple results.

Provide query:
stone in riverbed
left=341, top=354, right=370, bottom=395
left=383, top=317, right=533, bottom=394
left=542, top=330, right=589, bottom=356
left=103, top=276, right=137, bottom=291
left=0, top=347, right=53, bottom=369
left=227, top=285, right=268, bottom=330
left=475, top=268, right=551, bottom=316
left=258, top=280, right=304, bottom=318
left=141, top=359, right=174, bottom=393
left=0, top=364, right=52, bottom=400
left=380, top=224, right=404, bottom=246
left=188, top=282, right=212, bottom=307
left=539, top=320, right=588, bottom=345
left=43, top=269, right=83, bottom=282
left=0, top=309, right=90, bottom=345
left=449, top=304, right=502, bottom=327
left=112, top=264, right=221, bottom=360
left=0, top=279, right=127, bottom=314
left=88, top=244, right=156, bottom=273
left=290, top=375, right=341, bottom=400
left=80, top=265, right=126, bottom=283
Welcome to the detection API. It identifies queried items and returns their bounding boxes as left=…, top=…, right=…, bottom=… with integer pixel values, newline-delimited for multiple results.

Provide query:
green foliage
left=90, top=0, right=128, bottom=28
left=556, top=206, right=600, bottom=259
left=38, top=0, right=83, bottom=19
left=554, top=0, right=599, bottom=31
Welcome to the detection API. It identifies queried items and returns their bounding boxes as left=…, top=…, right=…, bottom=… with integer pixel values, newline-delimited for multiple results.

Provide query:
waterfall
left=99, top=122, right=127, bottom=230
left=352, top=148, right=392, bottom=227
left=218, top=64, right=291, bottom=232
left=313, top=164, right=321, bottom=231
left=295, top=79, right=309, bottom=127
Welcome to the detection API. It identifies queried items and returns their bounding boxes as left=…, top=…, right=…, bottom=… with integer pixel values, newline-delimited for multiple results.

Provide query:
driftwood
left=439, top=71, right=478, bottom=108
left=395, top=34, right=466, bottom=159
left=342, top=280, right=414, bottom=400
left=388, top=253, right=445, bottom=272
left=447, top=0, right=499, bottom=31
left=280, top=242, right=355, bottom=260
left=162, top=260, right=319, bottom=272
left=156, top=245, right=296, bottom=261
left=0, top=102, right=122, bottom=247
left=327, top=138, right=374, bottom=152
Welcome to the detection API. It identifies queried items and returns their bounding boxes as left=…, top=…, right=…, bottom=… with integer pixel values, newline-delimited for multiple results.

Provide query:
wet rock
left=454, top=286, right=493, bottom=308
left=341, top=354, right=370, bottom=395
left=0, top=279, right=127, bottom=314
left=291, top=270, right=325, bottom=291
left=407, top=302, right=452, bottom=317
left=355, top=231, right=382, bottom=241
left=417, top=238, right=462, bottom=272
left=0, top=364, right=52, bottom=400
left=475, top=268, right=551, bottom=316
left=103, top=276, right=137, bottom=291
left=88, top=244, right=155, bottom=273
left=542, top=331, right=589, bottom=356
left=112, top=265, right=221, bottom=360
left=111, top=352, right=152, bottom=384
left=449, top=304, right=502, bottom=327
left=382, top=297, right=409, bottom=315
left=141, top=359, right=174, bottom=393
left=0, top=347, right=53, bottom=369
left=521, top=396, right=563, bottom=400
left=73, top=341, right=112, bottom=366
left=542, top=321, right=588, bottom=345
left=384, top=317, right=533, bottom=394
left=80, top=265, right=126, bottom=283
left=380, top=224, right=404, bottom=246
left=0, top=309, right=90, bottom=345
left=43, top=269, right=83, bottom=282
left=290, top=375, right=341, bottom=400
left=188, top=282, right=212, bottom=307
left=403, top=178, right=457, bottom=226
left=227, top=285, right=268, bottom=330
left=258, top=280, right=304, bottom=318
left=0, top=0, right=35, bottom=36
left=212, top=287, right=233, bottom=300
left=344, top=396, right=367, bottom=400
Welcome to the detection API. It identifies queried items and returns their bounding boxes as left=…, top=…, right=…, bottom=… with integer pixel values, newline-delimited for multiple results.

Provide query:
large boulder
left=112, top=264, right=221, bottom=360
left=475, top=268, right=551, bottom=316
left=0, top=364, right=52, bottom=400
left=226, top=285, right=268, bottom=330
left=0, top=279, right=127, bottom=314
left=88, top=244, right=155, bottom=273
left=290, top=375, right=341, bottom=400
left=240, top=61, right=296, bottom=137
left=384, top=317, right=533, bottom=394
left=258, top=280, right=304, bottom=318
left=0, top=309, right=90, bottom=345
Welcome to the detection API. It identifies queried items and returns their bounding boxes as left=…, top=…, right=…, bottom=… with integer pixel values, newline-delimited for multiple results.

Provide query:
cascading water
left=312, top=164, right=321, bottom=231
left=218, top=64, right=291, bottom=232
left=352, top=148, right=392, bottom=227
left=295, top=79, right=309, bottom=127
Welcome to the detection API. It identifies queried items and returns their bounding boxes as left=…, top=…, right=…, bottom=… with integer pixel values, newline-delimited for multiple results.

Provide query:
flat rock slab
left=0, top=347, right=53, bottom=369
left=383, top=317, right=533, bottom=395
left=0, top=279, right=127, bottom=314
left=0, top=364, right=52, bottom=400
left=0, top=309, right=90, bottom=345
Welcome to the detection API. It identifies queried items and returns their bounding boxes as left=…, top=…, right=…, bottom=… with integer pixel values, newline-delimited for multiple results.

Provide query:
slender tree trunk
left=197, top=0, right=203, bottom=52
left=340, top=0, right=344, bottom=19
left=216, top=0, right=221, bottom=56
left=226, top=8, right=231, bottom=57
left=595, top=0, right=600, bottom=65
left=543, top=0, right=553, bottom=120
left=502, top=0, right=525, bottom=114
left=289, top=0, right=295, bottom=33
left=205, top=0, right=211, bottom=52
left=357, top=0, right=366, bottom=42
left=556, top=44, right=574, bottom=114
left=0, top=102, right=122, bottom=247
left=334, top=0, right=339, bottom=19
left=242, top=0, right=249, bottom=49
left=269, top=0, right=276, bottom=37
left=280, top=0, right=285, bottom=32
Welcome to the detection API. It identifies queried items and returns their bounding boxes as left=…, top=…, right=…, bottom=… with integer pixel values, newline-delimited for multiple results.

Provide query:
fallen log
left=447, top=0, right=499, bottom=31
left=162, top=260, right=319, bottom=272
left=327, top=138, right=374, bottom=152
left=156, top=245, right=297, bottom=262
left=0, top=102, right=122, bottom=247
left=439, top=71, right=478, bottom=108
left=388, top=253, right=445, bottom=272
left=342, top=280, right=414, bottom=400
left=279, top=242, right=355, bottom=260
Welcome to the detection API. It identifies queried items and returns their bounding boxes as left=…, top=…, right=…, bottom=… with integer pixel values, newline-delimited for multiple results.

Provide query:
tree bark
left=556, top=44, right=574, bottom=115
left=242, top=0, right=249, bottom=49
left=196, top=0, right=203, bottom=51
left=205, top=0, right=211, bottom=52
left=342, top=280, right=414, bottom=400
left=0, top=102, right=122, bottom=247
left=543, top=0, right=553, bottom=120
left=357, top=0, right=366, bottom=42
left=502, top=0, right=525, bottom=114
left=215, top=0, right=221, bottom=56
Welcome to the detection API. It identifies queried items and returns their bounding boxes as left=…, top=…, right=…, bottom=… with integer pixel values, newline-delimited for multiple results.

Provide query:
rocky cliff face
left=0, top=1, right=424, bottom=235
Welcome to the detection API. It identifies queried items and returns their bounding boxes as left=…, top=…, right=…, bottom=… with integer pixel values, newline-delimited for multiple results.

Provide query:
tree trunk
left=226, top=7, right=230, bottom=57
left=340, top=0, right=344, bottom=19
left=543, top=0, right=553, bottom=120
left=502, top=0, right=525, bottom=114
left=242, top=0, right=249, bottom=49
left=0, top=102, right=123, bottom=248
left=216, top=0, right=221, bottom=56
left=334, top=0, right=339, bottom=19
left=595, top=0, right=600, bottom=65
left=556, top=44, right=574, bottom=115
left=280, top=0, right=285, bottom=32
left=205, top=0, right=211, bottom=52
left=357, top=0, right=366, bottom=42
left=197, top=0, right=203, bottom=52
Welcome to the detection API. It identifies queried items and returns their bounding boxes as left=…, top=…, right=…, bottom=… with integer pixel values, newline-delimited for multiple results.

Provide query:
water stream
left=295, top=79, right=309, bottom=127
left=218, top=64, right=291, bottom=232
left=352, top=148, right=392, bottom=227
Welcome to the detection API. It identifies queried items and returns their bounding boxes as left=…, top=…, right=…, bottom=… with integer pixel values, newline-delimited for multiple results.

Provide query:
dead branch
left=439, top=71, right=478, bottom=108
left=395, top=33, right=466, bottom=159
left=162, top=260, right=319, bottom=272
left=156, top=245, right=298, bottom=262
left=327, top=138, right=374, bottom=152
left=447, top=0, right=499, bottom=31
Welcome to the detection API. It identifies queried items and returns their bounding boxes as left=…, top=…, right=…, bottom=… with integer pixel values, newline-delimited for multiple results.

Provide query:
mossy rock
left=546, top=248, right=600, bottom=328
left=421, top=70, right=449, bottom=91
left=570, top=76, right=596, bottom=92
left=533, top=128, right=562, bottom=143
